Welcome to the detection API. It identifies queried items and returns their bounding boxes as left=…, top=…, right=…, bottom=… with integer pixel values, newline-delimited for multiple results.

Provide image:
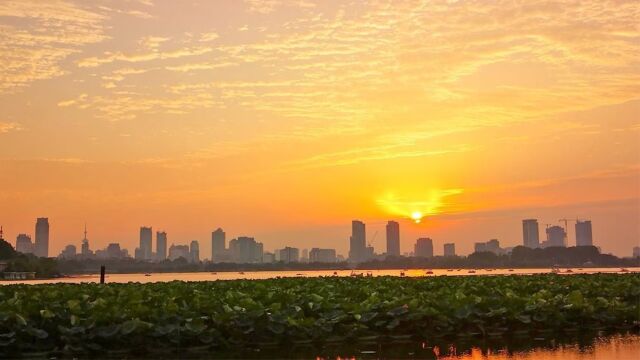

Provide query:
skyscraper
left=34, top=218, right=49, bottom=257
left=211, top=228, right=226, bottom=262
left=444, top=243, right=456, bottom=257
left=545, top=226, right=566, bottom=247
left=138, top=226, right=153, bottom=260
left=386, top=220, right=400, bottom=257
left=156, top=231, right=167, bottom=261
left=575, top=220, right=593, bottom=247
left=278, top=247, right=299, bottom=263
left=414, top=238, right=433, bottom=258
left=228, top=236, right=263, bottom=263
left=349, top=220, right=366, bottom=262
left=81, top=224, right=92, bottom=257
left=190, top=240, right=200, bottom=263
left=522, top=219, right=540, bottom=248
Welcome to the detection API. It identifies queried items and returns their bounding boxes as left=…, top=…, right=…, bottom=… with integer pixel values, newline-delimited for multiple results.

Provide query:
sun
left=411, top=211, right=423, bottom=223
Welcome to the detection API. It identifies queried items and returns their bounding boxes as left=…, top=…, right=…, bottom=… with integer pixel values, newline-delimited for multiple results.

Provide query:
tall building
left=633, top=246, right=640, bottom=258
left=349, top=220, right=366, bottom=262
left=301, top=248, right=309, bottom=263
left=386, top=220, right=400, bottom=257
left=443, top=243, right=456, bottom=257
left=81, top=225, right=92, bottom=257
left=138, top=226, right=153, bottom=260
left=522, top=219, right=540, bottom=248
left=156, top=231, right=167, bottom=261
left=545, top=226, right=566, bottom=247
left=34, top=218, right=49, bottom=257
left=309, top=248, right=337, bottom=263
left=262, top=252, right=276, bottom=263
left=228, top=236, right=263, bottom=263
left=575, top=220, right=593, bottom=247
left=474, top=239, right=503, bottom=254
left=190, top=240, right=200, bottom=263
left=278, top=247, right=299, bottom=263
left=16, top=234, right=34, bottom=254
left=414, top=238, right=433, bottom=258
left=211, top=228, right=226, bottom=262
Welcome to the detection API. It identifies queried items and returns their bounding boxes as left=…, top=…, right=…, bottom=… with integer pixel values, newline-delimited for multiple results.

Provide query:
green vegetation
left=0, top=274, right=638, bottom=357
left=0, top=239, right=59, bottom=279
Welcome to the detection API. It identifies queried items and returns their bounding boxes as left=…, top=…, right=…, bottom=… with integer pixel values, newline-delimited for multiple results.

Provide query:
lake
left=1, top=267, right=637, bottom=285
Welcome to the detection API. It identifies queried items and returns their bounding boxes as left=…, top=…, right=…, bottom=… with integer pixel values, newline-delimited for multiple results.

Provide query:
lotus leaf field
left=0, top=274, right=638, bottom=357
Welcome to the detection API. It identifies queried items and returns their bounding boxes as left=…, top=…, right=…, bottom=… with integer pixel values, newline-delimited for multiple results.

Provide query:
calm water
left=1, top=267, right=638, bottom=285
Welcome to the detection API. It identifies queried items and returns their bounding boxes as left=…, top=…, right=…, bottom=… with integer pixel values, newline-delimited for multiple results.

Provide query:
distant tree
left=0, top=238, right=16, bottom=260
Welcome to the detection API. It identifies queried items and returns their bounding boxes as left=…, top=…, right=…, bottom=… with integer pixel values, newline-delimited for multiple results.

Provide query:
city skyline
left=0, top=1, right=638, bottom=260
left=3, top=213, right=629, bottom=261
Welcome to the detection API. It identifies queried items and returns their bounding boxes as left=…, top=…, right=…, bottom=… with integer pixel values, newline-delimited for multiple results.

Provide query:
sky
left=0, top=0, right=639, bottom=259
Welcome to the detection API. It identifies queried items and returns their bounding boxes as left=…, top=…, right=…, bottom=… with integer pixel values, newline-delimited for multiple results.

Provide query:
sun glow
left=411, top=211, right=423, bottom=223
left=377, top=189, right=463, bottom=223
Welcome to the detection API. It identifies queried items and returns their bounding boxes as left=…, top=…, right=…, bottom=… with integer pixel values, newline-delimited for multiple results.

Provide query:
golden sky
left=0, top=0, right=638, bottom=258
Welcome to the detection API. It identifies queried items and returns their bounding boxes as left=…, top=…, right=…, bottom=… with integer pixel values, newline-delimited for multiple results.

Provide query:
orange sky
left=0, top=0, right=638, bottom=258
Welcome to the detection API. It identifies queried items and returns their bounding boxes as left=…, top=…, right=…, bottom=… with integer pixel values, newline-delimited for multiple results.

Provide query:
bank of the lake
left=0, top=273, right=638, bottom=357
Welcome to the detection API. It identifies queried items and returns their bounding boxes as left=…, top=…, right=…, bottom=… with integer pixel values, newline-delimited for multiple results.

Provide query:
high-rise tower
left=385, top=221, right=400, bottom=257
left=522, top=219, right=540, bottom=248
left=35, top=218, right=49, bottom=257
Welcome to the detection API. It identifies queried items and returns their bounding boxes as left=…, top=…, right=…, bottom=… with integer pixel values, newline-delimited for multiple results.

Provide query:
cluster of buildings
left=7, top=214, right=638, bottom=264
left=522, top=219, right=593, bottom=249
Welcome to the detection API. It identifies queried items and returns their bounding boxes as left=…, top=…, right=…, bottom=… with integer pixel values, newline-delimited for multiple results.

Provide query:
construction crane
left=558, top=218, right=586, bottom=232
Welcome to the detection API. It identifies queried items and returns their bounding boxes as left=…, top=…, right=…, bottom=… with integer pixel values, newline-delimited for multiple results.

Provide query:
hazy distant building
left=190, top=240, right=200, bottom=263
left=301, top=248, right=309, bottom=263
left=211, top=228, right=226, bottom=262
left=16, top=234, right=34, bottom=254
left=386, top=221, right=400, bottom=257
left=309, top=248, right=337, bottom=263
left=633, top=246, right=640, bottom=258
left=262, top=252, right=276, bottom=263
left=349, top=220, right=367, bottom=262
left=444, top=243, right=456, bottom=257
left=35, top=218, right=49, bottom=257
left=545, top=226, right=566, bottom=247
left=414, top=238, right=433, bottom=258
left=59, top=245, right=77, bottom=259
left=136, top=226, right=153, bottom=260
left=575, top=220, right=593, bottom=247
left=229, top=236, right=263, bottom=263
left=278, top=247, right=299, bottom=263
left=475, top=239, right=503, bottom=254
left=80, top=225, right=92, bottom=257
left=522, top=219, right=540, bottom=248
left=156, top=231, right=167, bottom=261
left=168, top=244, right=190, bottom=261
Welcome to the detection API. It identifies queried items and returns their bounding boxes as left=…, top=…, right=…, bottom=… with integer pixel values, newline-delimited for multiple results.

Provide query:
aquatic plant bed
left=0, top=274, right=638, bottom=357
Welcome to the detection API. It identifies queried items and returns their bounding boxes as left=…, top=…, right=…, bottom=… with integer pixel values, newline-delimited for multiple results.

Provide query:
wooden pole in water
left=100, top=265, right=106, bottom=284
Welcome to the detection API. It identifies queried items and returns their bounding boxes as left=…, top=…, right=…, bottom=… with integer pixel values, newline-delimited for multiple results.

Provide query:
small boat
left=468, top=270, right=476, bottom=274
left=620, top=268, right=629, bottom=272
left=400, top=271, right=405, bottom=277
left=565, top=269, right=573, bottom=273
left=144, top=273, right=151, bottom=277
left=333, top=271, right=338, bottom=276
left=508, top=269, right=514, bottom=272
left=238, top=271, right=245, bottom=275
left=296, top=273, right=304, bottom=277
left=211, top=272, right=217, bottom=275
left=366, top=271, right=373, bottom=277
left=447, top=269, right=453, bottom=272
left=425, top=270, right=434, bottom=275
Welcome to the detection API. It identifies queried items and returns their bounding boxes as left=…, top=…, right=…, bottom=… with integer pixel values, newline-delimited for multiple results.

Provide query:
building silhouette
left=545, top=226, right=566, bottom=247
left=59, top=245, right=76, bottom=259
left=278, top=247, right=299, bottom=263
left=414, top=238, right=433, bottom=258
left=633, top=246, right=640, bottom=258
left=444, top=243, right=456, bottom=257
left=156, top=231, right=167, bottom=261
left=211, top=228, right=226, bottom=262
left=190, top=240, right=200, bottom=263
left=474, top=239, right=503, bottom=254
left=386, top=220, right=400, bottom=257
left=309, top=248, right=337, bottom=263
left=81, top=225, right=92, bottom=257
left=137, top=226, right=153, bottom=260
left=349, top=220, right=366, bottom=262
left=229, top=236, right=263, bottom=263
left=34, top=218, right=49, bottom=257
left=168, top=244, right=190, bottom=261
left=16, top=234, right=34, bottom=254
left=522, top=219, right=540, bottom=248
left=575, top=220, right=593, bottom=247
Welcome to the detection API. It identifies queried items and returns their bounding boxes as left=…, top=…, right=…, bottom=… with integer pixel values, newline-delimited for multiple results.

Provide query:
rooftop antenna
left=84, top=223, right=88, bottom=240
